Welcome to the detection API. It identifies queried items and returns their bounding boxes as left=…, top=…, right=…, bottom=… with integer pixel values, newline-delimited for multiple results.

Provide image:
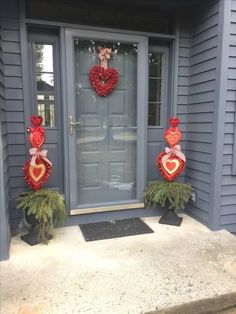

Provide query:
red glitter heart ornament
left=24, top=157, right=52, bottom=190
left=156, top=152, right=185, bottom=181
left=29, top=127, right=45, bottom=149
left=89, top=66, right=119, bottom=97
left=31, top=115, right=43, bottom=127
left=164, top=128, right=182, bottom=147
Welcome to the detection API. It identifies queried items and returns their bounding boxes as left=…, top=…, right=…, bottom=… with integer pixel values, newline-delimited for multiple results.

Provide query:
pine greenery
left=16, top=189, right=66, bottom=243
left=144, top=181, right=191, bottom=212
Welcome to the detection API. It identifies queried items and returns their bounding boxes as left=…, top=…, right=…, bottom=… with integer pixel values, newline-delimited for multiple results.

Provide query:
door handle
left=69, top=115, right=81, bottom=135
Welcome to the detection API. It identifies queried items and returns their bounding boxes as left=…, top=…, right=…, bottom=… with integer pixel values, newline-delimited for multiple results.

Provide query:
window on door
left=148, top=52, right=164, bottom=127
left=31, top=42, right=56, bottom=127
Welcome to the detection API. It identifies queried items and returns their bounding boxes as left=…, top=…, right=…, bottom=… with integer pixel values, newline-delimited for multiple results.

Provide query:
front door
left=65, top=29, right=147, bottom=214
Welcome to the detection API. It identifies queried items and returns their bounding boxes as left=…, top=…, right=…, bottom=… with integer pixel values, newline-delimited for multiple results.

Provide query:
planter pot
left=24, top=211, right=39, bottom=228
left=159, top=207, right=183, bottom=226
left=21, top=209, right=52, bottom=246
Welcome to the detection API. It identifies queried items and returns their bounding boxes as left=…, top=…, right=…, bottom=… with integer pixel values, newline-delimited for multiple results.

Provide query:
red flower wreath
left=89, top=65, right=119, bottom=97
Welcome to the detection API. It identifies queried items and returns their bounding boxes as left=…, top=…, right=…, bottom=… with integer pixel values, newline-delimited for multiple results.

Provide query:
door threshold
left=70, top=203, right=145, bottom=215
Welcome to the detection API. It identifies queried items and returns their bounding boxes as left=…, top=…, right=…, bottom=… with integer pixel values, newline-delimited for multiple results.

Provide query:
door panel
left=65, top=30, right=147, bottom=212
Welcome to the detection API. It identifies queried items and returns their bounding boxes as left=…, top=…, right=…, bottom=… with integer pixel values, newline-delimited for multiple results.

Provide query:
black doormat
left=79, top=218, right=154, bottom=241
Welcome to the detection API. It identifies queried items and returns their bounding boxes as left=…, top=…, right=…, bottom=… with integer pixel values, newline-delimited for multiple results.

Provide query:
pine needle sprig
left=144, top=181, right=192, bottom=212
left=16, top=189, right=66, bottom=243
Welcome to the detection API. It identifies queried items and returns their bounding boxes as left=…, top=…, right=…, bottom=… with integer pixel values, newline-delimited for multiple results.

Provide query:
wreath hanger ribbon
left=98, top=47, right=112, bottom=69
left=162, top=145, right=186, bottom=163
left=29, top=148, right=52, bottom=166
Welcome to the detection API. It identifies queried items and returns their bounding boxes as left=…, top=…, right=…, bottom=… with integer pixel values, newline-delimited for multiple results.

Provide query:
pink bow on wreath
left=29, top=148, right=52, bottom=166
left=98, top=47, right=112, bottom=69
left=162, top=145, right=186, bottom=163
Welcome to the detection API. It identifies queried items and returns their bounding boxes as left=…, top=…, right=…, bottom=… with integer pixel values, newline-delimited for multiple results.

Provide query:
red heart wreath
left=31, top=115, right=43, bottom=127
left=24, top=157, right=52, bottom=190
left=156, top=152, right=185, bottom=182
left=89, top=65, right=119, bottom=97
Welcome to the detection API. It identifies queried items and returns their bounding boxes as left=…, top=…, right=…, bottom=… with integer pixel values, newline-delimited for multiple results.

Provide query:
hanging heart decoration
left=23, top=115, right=52, bottom=190
left=155, top=116, right=186, bottom=181
left=156, top=152, right=185, bottom=181
left=89, top=66, right=119, bottom=97
left=24, top=157, right=52, bottom=190
left=29, top=127, right=45, bottom=149
left=165, top=129, right=182, bottom=147
left=89, top=46, right=119, bottom=97
left=164, top=117, right=182, bottom=147
left=31, top=115, right=43, bottom=127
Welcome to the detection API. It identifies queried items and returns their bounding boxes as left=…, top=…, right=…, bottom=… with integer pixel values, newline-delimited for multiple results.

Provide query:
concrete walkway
left=1, top=215, right=236, bottom=314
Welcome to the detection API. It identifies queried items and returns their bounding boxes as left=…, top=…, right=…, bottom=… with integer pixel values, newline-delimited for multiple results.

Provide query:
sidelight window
left=32, top=43, right=56, bottom=127
left=148, top=52, right=164, bottom=126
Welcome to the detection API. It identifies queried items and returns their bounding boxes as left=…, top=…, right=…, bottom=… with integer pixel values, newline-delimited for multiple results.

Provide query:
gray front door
left=65, top=29, right=147, bottom=214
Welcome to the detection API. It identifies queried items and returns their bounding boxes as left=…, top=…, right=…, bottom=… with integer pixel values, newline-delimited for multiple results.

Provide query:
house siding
left=220, top=0, right=236, bottom=234
left=0, top=12, right=10, bottom=260
left=186, top=0, right=219, bottom=226
left=2, top=0, right=236, bottom=241
left=1, top=0, right=26, bottom=230
left=177, top=18, right=191, bottom=182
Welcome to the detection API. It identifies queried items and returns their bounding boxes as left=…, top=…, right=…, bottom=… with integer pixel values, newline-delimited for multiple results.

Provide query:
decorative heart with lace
left=24, top=157, right=52, bottom=190
left=164, top=128, right=182, bottom=147
left=89, top=66, right=119, bottom=97
left=156, top=152, right=185, bottom=181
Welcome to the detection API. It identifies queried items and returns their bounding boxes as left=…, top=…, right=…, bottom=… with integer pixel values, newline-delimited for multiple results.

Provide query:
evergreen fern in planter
left=144, top=181, right=191, bottom=226
left=16, top=189, right=66, bottom=244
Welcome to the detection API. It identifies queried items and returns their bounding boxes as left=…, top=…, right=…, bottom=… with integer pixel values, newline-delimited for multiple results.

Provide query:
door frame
left=64, top=28, right=148, bottom=214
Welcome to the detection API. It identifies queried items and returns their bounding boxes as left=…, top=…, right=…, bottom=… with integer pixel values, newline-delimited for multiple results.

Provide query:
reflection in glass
left=33, top=44, right=53, bottom=72
left=148, top=103, right=161, bottom=126
left=149, top=53, right=162, bottom=77
left=33, top=43, right=56, bottom=127
left=37, top=103, right=55, bottom=127
left=149, top=79, right=162, bottom=103
left=36, top=74, right=54, bottom=91
left=37, top=94, right=54, bottom=101
left=148, top=52, right=163, bottom=126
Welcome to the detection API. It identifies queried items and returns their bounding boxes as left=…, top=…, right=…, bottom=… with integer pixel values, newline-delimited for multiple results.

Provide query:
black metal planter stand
left=21, top=228, right=52, bottom=246
left=159, top=208, right=183, bottom=226
left=21, top=212, right=52, bottom=246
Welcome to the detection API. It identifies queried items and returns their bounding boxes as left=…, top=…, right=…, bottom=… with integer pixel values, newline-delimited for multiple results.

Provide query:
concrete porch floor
left=1, top=215, right=236, bottom=314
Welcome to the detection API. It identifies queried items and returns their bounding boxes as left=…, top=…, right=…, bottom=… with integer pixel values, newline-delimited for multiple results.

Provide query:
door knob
left=69, top=115, right=81, bottom=135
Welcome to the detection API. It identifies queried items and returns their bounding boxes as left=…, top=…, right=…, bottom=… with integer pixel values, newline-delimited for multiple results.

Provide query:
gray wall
left=176, top=17, right=191, bottom=182
left=0, top=11, right=10, bottom=260
left=1, top=0, right=26, bottom=231
left=220, top=0, right=236, bottom=234
left=185, top=0, right=219, bottom=226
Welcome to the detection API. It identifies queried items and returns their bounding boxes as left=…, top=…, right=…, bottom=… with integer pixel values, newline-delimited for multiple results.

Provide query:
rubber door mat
left=79, top=217, right=154, bottom=241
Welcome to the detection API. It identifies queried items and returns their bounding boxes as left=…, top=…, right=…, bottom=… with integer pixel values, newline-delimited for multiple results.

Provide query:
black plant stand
left=21, top=228, right=52, bottom=246
left=159, top=209, right=183, bottom=226
left=21, top=212, right=52, bottom=246
left=21, top=228, right=41, bottom=246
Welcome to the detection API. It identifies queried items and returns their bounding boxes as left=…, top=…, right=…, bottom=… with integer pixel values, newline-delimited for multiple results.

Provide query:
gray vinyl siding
left=0, top=14, right=10, bottom=260
left=1, top=0, right=26, bottom=230
left=220, top=0, right=236, bottom=234
left=186, top=0, right=219, bottom=225
left=177, top=19, right=191, bottom=182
